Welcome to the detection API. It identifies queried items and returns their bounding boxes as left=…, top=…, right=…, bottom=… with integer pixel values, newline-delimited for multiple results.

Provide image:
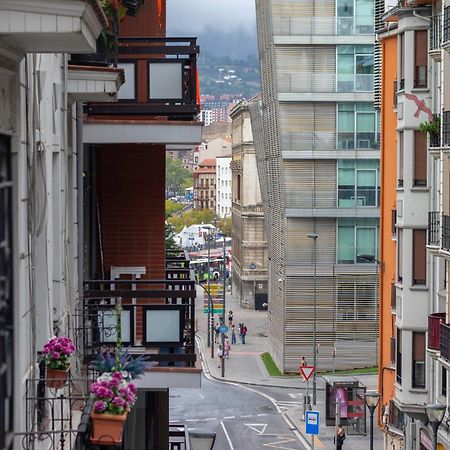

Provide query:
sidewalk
left=195, top=285, right=384, bottom=449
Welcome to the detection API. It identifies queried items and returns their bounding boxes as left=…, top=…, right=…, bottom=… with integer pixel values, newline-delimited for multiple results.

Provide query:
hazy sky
left=167, top=0, right=256, bottom=35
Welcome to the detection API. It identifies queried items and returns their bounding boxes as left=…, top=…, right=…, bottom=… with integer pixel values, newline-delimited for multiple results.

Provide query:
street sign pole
left=222, top=233, right=226, bottom=378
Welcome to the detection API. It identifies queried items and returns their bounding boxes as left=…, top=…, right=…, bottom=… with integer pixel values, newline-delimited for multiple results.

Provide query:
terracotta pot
left=46, top=367, right=69, bottom=389
left=90, top=412, right=127, bottom=446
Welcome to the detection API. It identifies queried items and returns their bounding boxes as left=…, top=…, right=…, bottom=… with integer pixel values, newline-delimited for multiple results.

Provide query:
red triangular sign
left=300, top=366, right=315, bottom=381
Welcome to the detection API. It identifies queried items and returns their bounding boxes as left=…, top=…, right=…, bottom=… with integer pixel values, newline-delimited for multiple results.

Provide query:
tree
left=218, top=216, right=232, bottom=236
left=166, top=156, right=193, bottom=198
left=168, top=209, right=217, bottom=233
left=165, top=222, right=177, bottom=250
left=165, top=200, right=185, bottom=218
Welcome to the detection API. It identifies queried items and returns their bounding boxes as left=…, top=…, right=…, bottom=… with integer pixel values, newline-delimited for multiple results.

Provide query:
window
left=414, top=131, right=427, bottom=186
left=412, top=229, right=426, bottom=285
left=391, top=209, right=397, bottom=237
left=398, top=132, right=404, bottom=187
left=391, top=282, right=396, bottom=310
left=396, top=329, right=402, bottom=384
left=397, top=229, right=403, bottom=282
left=337, top=278, right=376, bottom=321
left=337, top=218, right=379, bottom=263
left=337, top=160, right=380, bottom=207
left=412, top=332, right=425, bottom=388
left=399, top=33, right=405, bottom=89
left=336, top=0, right=374, bottom=35
left=442, top=366, right=447, bottom=397
left=337, top=45, right=374, bottom=92
left=414, top=30, right=428, bottom=88
left=337, top=103, right=379, bottom=150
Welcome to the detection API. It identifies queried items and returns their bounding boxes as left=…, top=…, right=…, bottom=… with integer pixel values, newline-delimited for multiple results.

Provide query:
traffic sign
left=305, top=411, right=320, bottom=435
left=219, top=325, right=228, bottom=333
left=300, top=365, right=315, bottom=381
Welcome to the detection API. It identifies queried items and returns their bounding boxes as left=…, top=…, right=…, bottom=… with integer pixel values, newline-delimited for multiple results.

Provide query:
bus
left=190, top=258, right=228, bottom=283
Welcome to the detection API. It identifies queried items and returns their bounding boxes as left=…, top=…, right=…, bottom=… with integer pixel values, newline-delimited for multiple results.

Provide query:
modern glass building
left=251, top=0, right=380, bottom=372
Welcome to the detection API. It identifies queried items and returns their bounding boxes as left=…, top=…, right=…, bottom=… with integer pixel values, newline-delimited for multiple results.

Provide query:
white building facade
left=216, top=155, right=232, bottom=218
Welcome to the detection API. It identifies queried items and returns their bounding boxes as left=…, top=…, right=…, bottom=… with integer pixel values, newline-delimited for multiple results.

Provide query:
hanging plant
left=419, top=114, right=440, bottom=136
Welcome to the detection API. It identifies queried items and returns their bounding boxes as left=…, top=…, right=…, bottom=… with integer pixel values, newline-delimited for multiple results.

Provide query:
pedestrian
left=241, top=323, right=247, bottom=344
left=224, top=336, right=231, bottom=359
left=228, top=310, right=233, bottom=327
left=334, top=424, right=346, bottom=450
left=238, top=323, right=242, bottom=343
left=231, top=324, right=237, bottom=344
left=301, top=356, right=307, bottom=367
left=214, top=324, right=220, bottom=344
left=217, top=345, right=223, bottom=368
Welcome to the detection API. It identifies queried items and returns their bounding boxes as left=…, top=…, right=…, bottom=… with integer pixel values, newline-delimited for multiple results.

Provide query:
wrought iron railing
left=86, top=37, right=199, bottom=120
left=430, top=14, right=442, bottom=51
left=443, top=111, right=450, bottom=146
left=440, top=322, right=450, bottom=361
left=429, top=133, right=441, bottom=148
left=169, top=424, right=190, bottom=450
left=444, top=6, right=450, bottom=44
left=442, top=214, right=450, bottom=251
left=428, top=313, right=446, bottom=350
left=428, top=211, right=440, bottom=246
left=75, top=279, right=197, bottom=368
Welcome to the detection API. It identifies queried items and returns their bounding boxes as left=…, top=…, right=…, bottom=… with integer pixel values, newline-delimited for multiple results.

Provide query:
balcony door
left=0, top=135, right=13, bottom=450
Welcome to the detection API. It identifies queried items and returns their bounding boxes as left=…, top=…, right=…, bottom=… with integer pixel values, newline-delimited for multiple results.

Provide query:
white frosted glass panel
left=149, top=62, right=182, bottom=99
left=99, top=309, right=131, bottom=343
left=146, top=310, right=180, bottom=342
left=117, top=63, right=135, bottom=100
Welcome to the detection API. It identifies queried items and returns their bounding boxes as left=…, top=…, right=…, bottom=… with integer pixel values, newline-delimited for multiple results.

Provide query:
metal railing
left=87, top=37, right=200, bottom=119
left=440, top=322, right=450, bottom=361
left=444, top=6, right=450, bottom=44
left=272, top=16, right=374, bottom=36
left=430, top=14, right=442, bottom=50
left=429, top=133, right=441, bottom=148
left=442, top=111, right=450, bottom=146
left=428, top=313, right=446, bottom=350
left=169, top=424, right=190, bottom=450
left=442, top=214, right=450, bottom=251
left=428, top=211, right=440, bottom=246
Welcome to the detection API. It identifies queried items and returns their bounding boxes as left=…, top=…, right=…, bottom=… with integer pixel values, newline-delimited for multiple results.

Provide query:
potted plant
left=89, top=372, right=137, bottom=445
left=420, top=114, right=441, bottom=147
left=42, top=336, right=76, bottom=389
left=122, top=0, right=145, bottom=16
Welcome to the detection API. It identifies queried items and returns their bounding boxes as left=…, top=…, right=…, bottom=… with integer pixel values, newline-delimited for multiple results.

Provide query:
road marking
left=262, top=435, right=298, bottom=449
left=244, top=423, right=268, bottom=434
left=220, top=420, right=235, bottom=450
left=257, top=413, right=268, bottom=417
left=204, top=417, right=216, bottom=421
left=223, top=416, right=235, bottom=419
left=198, top=393, right=205, bottom=400
left=185, top=419, right=197, bottom=422
left=241, top=414, right=252, bottom=418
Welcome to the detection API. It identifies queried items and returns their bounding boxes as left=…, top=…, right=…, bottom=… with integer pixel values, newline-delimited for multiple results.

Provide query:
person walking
left=224, top=336, right=231, bottom=359
left=231, top=325, right=237, bottom=344
left=334, top=424, right=346, bottom=450
left=241, top=323, right=247, bottom=344
left=217, top=345, right=223, bottom=368
left=228, top=310, right=233, bottom=327
left=214, top=323, right=220, bottom=344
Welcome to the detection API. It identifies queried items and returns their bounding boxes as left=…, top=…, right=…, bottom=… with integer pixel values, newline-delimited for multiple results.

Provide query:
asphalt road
left=169, top=375, right=307, bottom=450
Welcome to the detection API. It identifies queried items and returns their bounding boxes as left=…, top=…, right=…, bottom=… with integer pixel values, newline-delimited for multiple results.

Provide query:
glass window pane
left=146, top=309, right=181, bottom=343
left=338, top=226, right=355, bottom=262
left=149, top=62, right=183, bottom=99
left=338, top=54, right=355, bottom=74
left=356, top=169, right=376, bottom=205
left=356, top=54, right=374, bottom=74
left=356, top=227, right=376, bottom=260
left=356, top=112, right=374, bottom=132
left=339, top=111, right=355, bottom=132
left=337, top=0, right=354, bottom=16
left=356, top=0, right=373, bottom=16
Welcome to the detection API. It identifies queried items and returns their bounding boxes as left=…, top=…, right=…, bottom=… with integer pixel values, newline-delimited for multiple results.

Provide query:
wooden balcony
left=428, top=313, right=446, bottom=350
left=86, top=37, right=200, bottom=120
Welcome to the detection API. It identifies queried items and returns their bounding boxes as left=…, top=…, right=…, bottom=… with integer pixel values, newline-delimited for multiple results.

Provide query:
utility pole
left=221, top=232, right=226, bottom=378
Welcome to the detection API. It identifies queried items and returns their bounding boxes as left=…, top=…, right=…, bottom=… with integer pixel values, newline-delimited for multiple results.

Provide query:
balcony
left=430, top=14, right=442, bottom=61
left=428, top=211, right=440, bottom=247
left=443, top=6, right=450, bottom=53
left=272, top=16, right=374, bottom=36
left=428, top=313, right=446, bottom=351
left=76, top=278, right=201, bottom=389
left=429, top=133, right=441, bottom=149
left=443, top=111, right=450, bottom=146
left=442, top=215, right=450, bottom=252
left=440, top=322, right=450, bottom=362
left=86, top=37, right=200, bottom=120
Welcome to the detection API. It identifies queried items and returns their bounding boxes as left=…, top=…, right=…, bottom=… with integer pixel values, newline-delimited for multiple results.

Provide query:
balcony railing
left=430, top=14, right=442, bottom=51
left=428, top=211, right=441, bottom=246
left=272, top=16, right=374, bottom=36
left=76, top=279, right=197, bottom=368
left=428, top=313, right=446, bottom=350
left=442, top=215, right=450, bottom=251
left=444, top=6, right=450, bottom=44
left=440, top=322, right=450, bottom=361
left=87, top=37, right=200, bottom=120
left=429, top=133, right=441, bottom=148
left=443, top=111, right=450, bottom=146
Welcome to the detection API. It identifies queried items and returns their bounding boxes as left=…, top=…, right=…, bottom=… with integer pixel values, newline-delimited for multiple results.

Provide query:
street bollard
left=335, top=398, right=341, bottom=450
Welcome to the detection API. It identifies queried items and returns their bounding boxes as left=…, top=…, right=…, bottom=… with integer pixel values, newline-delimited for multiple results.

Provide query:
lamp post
left=357, top=254, right=381, bottom=366
left=202, top=225, right=215, bottom=359
left=364, top=391, right=380, bottom=450
left=307, top=233, right=318, bottom=405
left=426, top=403, right=446, bottom=450
left=189, top=430, right=216, bottom=450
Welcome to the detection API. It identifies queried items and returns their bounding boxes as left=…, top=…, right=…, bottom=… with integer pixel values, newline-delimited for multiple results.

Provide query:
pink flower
left=112, top=397, right=125, bottom=407
left=51, top=352, right=60, bottom=360
left=93, top=401, right=107, bottom=412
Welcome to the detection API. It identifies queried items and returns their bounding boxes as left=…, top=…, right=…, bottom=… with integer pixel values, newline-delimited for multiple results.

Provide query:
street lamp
left=307, top=233, right=318, bottom=405
left=364, top=391, right=380, bottom=450
left=189, top=430, right=216, bottom=450
left=357, top=254, right=381, bottom=366
left=201, top=225, right=214, bottom=355
left=426, top=403, right=446, bottom=450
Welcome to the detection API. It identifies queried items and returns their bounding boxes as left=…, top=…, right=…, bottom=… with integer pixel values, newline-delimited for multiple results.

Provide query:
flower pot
left=46, top=367, right=69, bottom=389
left=90, top=412, right=127, bottom=446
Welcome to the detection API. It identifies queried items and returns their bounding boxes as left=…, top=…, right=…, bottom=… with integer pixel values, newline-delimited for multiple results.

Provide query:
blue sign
left=305, top=411, right=320, bottom=435
left=219, top=325, right=228, bottom=333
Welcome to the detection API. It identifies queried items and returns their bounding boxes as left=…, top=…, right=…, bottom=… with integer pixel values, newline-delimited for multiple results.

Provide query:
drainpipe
left=76, top=102, right=84, bottom=298
left=89, top=146, right=97, bottom=279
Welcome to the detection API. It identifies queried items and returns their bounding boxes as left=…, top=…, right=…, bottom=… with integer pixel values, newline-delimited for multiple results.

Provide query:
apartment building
left=251, top=1, right=380, bottom=372
left=230, top=101, right=269, bottom=310
left=377, top=1, right=450, bottom=448
left=193, top=159, right=216, bottom=209
left=216, top=155, right=232, bottom=217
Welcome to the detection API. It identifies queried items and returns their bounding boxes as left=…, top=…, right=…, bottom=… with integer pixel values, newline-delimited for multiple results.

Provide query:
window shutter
left=414, top=131, right=427, bottom=186
left=412, top=332, right=425, bottom=361
left=414, top=30, right=427, bottom=88
left=413, top=229, right=426, bottom=285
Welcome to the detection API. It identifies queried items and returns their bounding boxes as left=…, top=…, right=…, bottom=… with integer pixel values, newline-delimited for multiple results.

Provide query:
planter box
left=70, top=35, right=113, bottom=67
left=90, top=412, right=127, bottom=446
left=46, top=367, right=69, bottom=389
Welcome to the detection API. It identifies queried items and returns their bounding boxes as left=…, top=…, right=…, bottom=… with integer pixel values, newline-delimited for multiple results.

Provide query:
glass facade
left=337, top=102, right=379, bottom=150
left=337, top=218, right=379, bottom=263
left=337, top=45, right=374, bottom=92
left=338, top=159, right=380, bottom=207
left=336, top=0, right=374, bottom=35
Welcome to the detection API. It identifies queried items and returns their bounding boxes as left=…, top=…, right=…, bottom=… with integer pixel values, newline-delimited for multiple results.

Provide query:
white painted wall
left=216, top=156, right=232, bottom=217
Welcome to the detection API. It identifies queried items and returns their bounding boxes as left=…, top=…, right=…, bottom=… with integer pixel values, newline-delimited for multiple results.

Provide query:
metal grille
left=442, top=111, right=450, bottom=146
left=428, top=211, right=440, bottom=246
left=0, top=135, right=13, bottom=450
left=430, top=14, right=442, bottom=50
left=444, top=6, right=450, bottom=44
left=442, top=214, right=450, bottom=251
